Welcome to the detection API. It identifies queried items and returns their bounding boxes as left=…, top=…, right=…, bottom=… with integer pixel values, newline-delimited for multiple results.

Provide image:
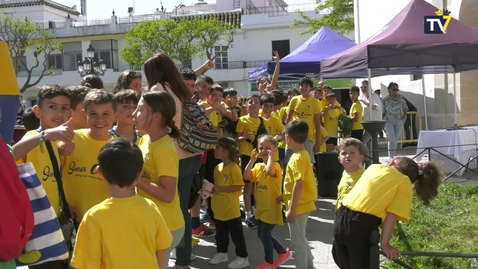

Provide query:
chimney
left=80, top=0, right=87, bottom=16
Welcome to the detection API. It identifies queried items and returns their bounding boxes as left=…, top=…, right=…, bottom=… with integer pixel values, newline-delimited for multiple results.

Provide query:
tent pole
left=421, top=77, right=428, bottom=130
left=453, top=68, right=458, bottom=126
left=368, top=69, right=372, bottom=121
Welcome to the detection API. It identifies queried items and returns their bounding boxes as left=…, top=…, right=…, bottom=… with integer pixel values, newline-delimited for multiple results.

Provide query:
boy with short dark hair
left=13, top=85, right=75, bottom=269
left=222, top=88, right=241, bottom=139
left=61, top=90, right=118, bottom=221
left=280, top=120, right=317, bottom=269
left=109, top=89, right=143, bottom=144
left=335, top=138, right=365, bottom=210
left=180, top=68, right=197, bottom=95
left=66, top=85, right=90, bottom=130
left=349, top=86, right=364, bottom=141
left=260, top=93, right=284, bottom=162
left=22, top=107, right=40, bottom=131
left=196, top=75, right=214, bottom=101
left=71, top=138, right=173, bottom=269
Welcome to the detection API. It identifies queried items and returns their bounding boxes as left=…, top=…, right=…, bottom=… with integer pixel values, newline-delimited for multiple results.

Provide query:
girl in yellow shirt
left=133, top=91, right=185, bottom=262
left=243, top=135, right=292, bottom=268
left=209, top=137, right=249, bottom=269
left=333, top=157, right=443, bottom=269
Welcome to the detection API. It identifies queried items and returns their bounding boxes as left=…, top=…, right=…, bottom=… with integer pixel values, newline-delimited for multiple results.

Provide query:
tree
left=291, top=0, right=354, bottom=36
left=120, top=17, right=236, bottom=68
left=120, top=19, right=199, bottom=68
left=0, top=17, right=62, bottom=93
left=193, top=17, right=236, bottom=60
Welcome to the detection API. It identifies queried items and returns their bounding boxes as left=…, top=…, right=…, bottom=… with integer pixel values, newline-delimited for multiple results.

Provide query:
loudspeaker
left=315, top=152, right=343, bottom=198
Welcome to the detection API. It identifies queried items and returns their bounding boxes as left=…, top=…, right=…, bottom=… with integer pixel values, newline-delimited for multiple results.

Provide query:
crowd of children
left=9, top=49, right=447, bottom=269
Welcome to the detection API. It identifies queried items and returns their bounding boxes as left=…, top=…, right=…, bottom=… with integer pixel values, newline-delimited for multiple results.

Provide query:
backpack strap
left=45, top=140, right=79, bottom=229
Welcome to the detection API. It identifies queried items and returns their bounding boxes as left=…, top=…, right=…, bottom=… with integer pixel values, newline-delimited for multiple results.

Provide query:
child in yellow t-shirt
left=349, top=86, right=364, bottom=141
left=109, top=89, right=144, bottom=145
left=321, top=92, right=342, bottom=151
left=335, top=138, right=365, bottom=211
left=333, top=157, right=443, bottom=269
left=65, top=85, right=90, bottom=130
left=133, top=91, right=185, bottom=261
left=60, top=90, right=117, bottom=221
left=279, top=120, right=318, bottom=269
left=260, top=94, right=285, bottom=162
left=209, top=137, right=249, bottom=268
left=236, top=94, right=263, bottom=228
left=71, top=138, right=173, bottom=269
left=243, top=135, right=291, bottom=268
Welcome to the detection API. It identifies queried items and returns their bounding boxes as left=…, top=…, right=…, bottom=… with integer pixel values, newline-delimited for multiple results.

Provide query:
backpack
left=177, top=102, right=218, bottom=153
left=251, top=117, right=268, bottom=149
left=0, top=140, right=34, bottom=261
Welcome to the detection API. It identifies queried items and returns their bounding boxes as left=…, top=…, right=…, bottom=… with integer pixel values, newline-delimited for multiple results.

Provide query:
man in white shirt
left=359, top=80, right=383, bottom=166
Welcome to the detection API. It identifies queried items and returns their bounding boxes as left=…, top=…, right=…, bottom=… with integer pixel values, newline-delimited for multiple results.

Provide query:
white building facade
left=0, top=0, right=355, bottom=106
left=354, top=0, right=478, bottom=129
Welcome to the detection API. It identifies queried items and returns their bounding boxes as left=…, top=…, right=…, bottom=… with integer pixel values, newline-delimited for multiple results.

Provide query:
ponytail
left=167, top=122, right=182, bottom=139
left=415, top=162, right=443, bottom=205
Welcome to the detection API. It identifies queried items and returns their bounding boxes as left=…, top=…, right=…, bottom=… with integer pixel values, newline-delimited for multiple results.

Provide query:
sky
left=56, top=0, right=317, bottom=19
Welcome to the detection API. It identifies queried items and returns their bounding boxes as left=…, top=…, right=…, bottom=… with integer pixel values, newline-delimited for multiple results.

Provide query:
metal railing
left=379, top=111, right=422, bottom=145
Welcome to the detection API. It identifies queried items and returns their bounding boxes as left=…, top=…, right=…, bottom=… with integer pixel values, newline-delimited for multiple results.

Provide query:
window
left=93, top=51, right=111, bottom=69
left=11, top=56, right=28, bottom=72
left=30, top=100, right=37, bottom=107
left=63, top=52, right=82, bottom=71
left=412, top=74, right=423, bottom=80
left=48, top=54, right=63, bottom=69
left=214, top=46, right=228, bottom=69
left=271, top=40, right=290, bottom=59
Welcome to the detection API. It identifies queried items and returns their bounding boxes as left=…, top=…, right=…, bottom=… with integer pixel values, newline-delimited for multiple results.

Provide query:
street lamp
left=77, top=44, right=107, bottom=77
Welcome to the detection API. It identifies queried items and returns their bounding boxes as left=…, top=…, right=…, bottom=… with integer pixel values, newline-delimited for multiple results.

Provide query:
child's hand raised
left=275, top=195, right=283, bottom=204
left=250, top=149, right=259, bottom=163
left=45, top=118, right=75, bottom=143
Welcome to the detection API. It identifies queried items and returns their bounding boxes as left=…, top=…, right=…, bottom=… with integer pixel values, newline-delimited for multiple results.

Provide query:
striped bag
left=177, top=102, right=218, bottom=153
left=15, top=163, right=69, bottom=267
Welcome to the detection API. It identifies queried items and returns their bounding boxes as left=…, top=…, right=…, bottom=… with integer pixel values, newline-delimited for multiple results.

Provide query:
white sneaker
left=209, top=252, right=228, bottom=265
left=227, top=257, right=249, bottom=268
left=170, top=249, right=196, bottom=261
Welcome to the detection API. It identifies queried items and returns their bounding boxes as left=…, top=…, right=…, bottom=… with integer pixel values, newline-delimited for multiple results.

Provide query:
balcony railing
left=176, top=60, right=268, bottom=70
left=244, top=3, right=319, bottom=16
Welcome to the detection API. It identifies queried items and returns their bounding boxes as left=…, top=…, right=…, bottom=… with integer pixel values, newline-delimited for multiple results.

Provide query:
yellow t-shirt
left=263, top=115, right=284, bottom=161
left=278, top=106, right=289, bottom=149
left=17, top=130, right=62, bottom=216
left=283, top=150, right=317, bottom=215
left=202, top=102, right=222, bottom=127
left=288, top=96, right=321, bottom=142
left=62, top=129, right=109, bottom=219
left=350, top=101, right=364, bottom=130
left=71, top=195, right=173, bottom=269
left=323, top=107, right=341, bottom=136
left=138, top=135, right=185, bottom=232
left=251, top=162, right=283, bottom=225
left=212, top=162, right=244, bottom=221
left=236, top=115, right=261, bottom=156
left=336, top=168, right=365, bottom=211
left=108, top=128, right=145, bottom=146
left=317, top=125, right=328, bottom=153
left=343, top=164, right=414, bottom=222
left=320, top=99, right=341, bottom=112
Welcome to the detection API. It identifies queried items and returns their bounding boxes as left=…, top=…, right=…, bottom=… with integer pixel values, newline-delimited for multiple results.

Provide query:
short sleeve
left=231, top=164, right=245, bottom=186
left=273, top=162, right=282, bottom=180
left=236, top=117, right=245, bottom=133
left=213, top=165, right=221, bottom=183
left=151, top=203, right=173, bottom=250
left=386, top=180, right=413, bottom=222
left=71, top=214, right=102, bottom=269
left=290, top=156, right=305, bottom=182
left=153, top=144, right=178, bottom=178
left=289, top=97, right=298, bottom=111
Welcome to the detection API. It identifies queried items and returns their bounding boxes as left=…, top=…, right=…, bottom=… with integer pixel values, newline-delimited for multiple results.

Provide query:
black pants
left=351, top=129, right=364, bottom=141
left=215, top=217, right=248, bottom=258
left=29, top=260, right=68, bottom=269
left=204, top=149, right=221, bottom=221
left=332, top=206, right=382, bottom=269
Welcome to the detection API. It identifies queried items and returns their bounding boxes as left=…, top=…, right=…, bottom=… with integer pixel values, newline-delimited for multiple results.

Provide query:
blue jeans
left=175, top=154, right=203, bottom=267
left=384, top=119, right=404, bottom=159
left=257, top=220, right=286, bottom=264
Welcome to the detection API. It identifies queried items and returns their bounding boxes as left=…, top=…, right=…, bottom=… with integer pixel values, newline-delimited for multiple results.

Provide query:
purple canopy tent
left=320, top=0, right=478, bottom=129
left=247, top=26, right=356, bottom=82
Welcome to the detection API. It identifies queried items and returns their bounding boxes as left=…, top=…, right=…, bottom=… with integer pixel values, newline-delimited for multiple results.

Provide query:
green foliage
left=0, top=16, right=62, bottom=93
left=292, top=0, right=354, bottom=36
left=120, top=17, right=236, bottom=68
left=381, top=183, right=478, bottom=269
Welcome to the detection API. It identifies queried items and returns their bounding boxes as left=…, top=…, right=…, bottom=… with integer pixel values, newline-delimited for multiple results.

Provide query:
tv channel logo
left=424, top=9, right=452, bottom=34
